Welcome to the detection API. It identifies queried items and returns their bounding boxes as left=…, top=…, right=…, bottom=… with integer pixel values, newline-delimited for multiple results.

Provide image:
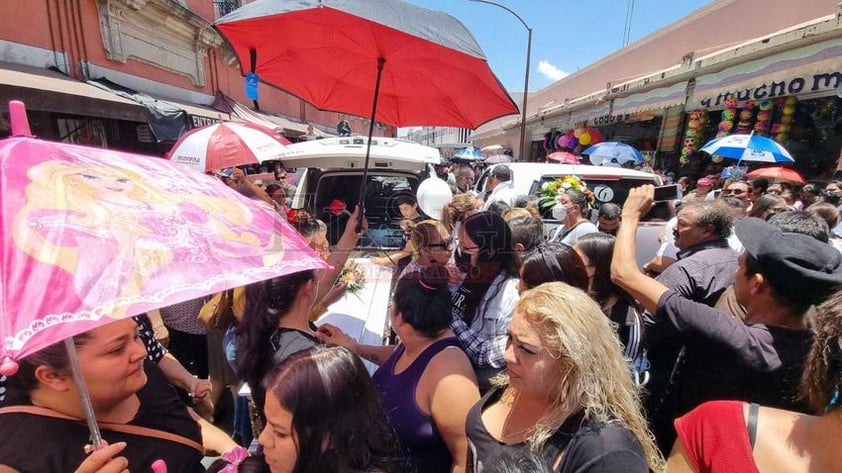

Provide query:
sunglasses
left=428, top=237, right=454, bottom=249
left=723, top=189, right=748, bottom=195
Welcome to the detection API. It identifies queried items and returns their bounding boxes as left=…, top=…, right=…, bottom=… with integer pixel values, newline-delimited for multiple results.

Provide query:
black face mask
left=454, top=247, right=472, bottom=272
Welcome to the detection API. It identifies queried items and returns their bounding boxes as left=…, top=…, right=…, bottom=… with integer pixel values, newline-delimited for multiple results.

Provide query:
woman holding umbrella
left=0, top=318, right=239, bottom=472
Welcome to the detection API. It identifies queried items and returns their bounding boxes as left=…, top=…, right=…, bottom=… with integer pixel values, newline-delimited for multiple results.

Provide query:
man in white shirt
left=480, top=165, right=518, bottom=211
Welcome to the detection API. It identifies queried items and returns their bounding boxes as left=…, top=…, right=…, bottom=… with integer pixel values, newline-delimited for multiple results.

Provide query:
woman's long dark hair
left=393, top=265, right=451, bottom=338
left=263, top=346, right=407, bottom=473
left=519, top=242, right=589, bottom=292
left=458, top=212, right=520, bottom=323
left=574, top=233, right=633, bottom=307
left=237, top=269, right=315, bottom=410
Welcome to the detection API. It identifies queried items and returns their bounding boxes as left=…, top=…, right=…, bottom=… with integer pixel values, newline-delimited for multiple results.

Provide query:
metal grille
left=214, top=1, right=240, bottom=18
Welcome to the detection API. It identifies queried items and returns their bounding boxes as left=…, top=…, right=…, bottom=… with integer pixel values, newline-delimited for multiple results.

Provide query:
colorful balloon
left=579, top=132, right=592, bottom=146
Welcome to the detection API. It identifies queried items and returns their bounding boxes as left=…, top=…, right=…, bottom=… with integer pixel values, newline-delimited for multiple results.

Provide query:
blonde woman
left=398, top=220, right=459, bottom=282
left=465, top=282, right=663, bottom=473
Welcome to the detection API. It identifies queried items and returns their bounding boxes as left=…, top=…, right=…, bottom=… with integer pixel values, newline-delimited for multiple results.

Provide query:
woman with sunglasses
left=451, top=212, right=521, bottom=393
left=398, top=220, right=461, bottom=285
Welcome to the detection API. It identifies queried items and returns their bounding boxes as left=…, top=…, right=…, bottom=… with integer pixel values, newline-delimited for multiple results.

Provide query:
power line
left=622, top=0, right=635, bottom=48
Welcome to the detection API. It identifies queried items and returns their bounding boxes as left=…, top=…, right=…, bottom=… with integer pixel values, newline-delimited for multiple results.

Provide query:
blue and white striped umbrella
left=582, top=142, right=643, bottom=165
left=700, top=134, right=794, bottom=163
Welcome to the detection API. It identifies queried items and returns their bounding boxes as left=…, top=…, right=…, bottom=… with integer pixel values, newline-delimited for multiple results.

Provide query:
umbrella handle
left=64, top=338, right=104, bottom=449
left=356, top=57, right=386, bottom=234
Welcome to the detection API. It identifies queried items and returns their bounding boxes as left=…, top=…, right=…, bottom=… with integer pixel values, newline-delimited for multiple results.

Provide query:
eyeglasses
left=723, top=189, right=748, bottom=195
left=278, top=175, right=288, bottom=180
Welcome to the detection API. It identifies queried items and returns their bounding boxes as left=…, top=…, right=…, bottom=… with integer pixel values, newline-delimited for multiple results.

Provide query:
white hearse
left=285, top=136, right=440, bottom=250
left=475, top=162, right=667, bottom=267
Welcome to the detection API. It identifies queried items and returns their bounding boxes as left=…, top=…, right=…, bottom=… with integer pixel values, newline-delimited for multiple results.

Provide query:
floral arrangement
left=537, top=175, right=587, bottom=211
left=338, top=260, right=366, bottom=296
left=328, top=198, right=351, bottom=217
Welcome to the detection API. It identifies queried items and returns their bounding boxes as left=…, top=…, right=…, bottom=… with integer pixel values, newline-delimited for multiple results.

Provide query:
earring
left=826, top=386, right=840, bottom=413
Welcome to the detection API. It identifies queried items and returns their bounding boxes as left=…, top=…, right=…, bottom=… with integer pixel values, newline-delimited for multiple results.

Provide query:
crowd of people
left=2, top=159, right=842, bottom=473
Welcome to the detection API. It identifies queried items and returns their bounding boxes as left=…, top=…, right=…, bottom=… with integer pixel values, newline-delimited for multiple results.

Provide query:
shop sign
left=695, top=70, right=842, bottom=109
left=590, top=111, right=647, bottom=127
left=190, top=115, right=218, bottom=128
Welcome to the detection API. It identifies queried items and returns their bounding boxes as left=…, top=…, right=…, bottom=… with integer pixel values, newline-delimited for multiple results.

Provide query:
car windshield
left=315, top=174, right=420, bottom=249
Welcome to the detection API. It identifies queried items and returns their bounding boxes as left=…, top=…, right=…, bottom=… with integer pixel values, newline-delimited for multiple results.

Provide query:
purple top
left=372, top=337, right=461, bottom=473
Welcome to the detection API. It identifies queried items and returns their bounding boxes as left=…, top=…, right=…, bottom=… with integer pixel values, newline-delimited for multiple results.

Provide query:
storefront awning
left=568, top=101, right=611, bottom=128
left=159, top=98, right=228, bottom=128
left=0, top=63, right=146, bottom=122
left=688, top=37, right=842, bottom=110
left=611, top=81, right=688, bottom=116
left=212, top=93, right=316, bottom=136
left=88, top=78, right=195, bottom=142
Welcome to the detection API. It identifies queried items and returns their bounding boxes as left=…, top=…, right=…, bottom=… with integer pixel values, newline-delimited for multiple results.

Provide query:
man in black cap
left=612, top=185, right=842, bottom=453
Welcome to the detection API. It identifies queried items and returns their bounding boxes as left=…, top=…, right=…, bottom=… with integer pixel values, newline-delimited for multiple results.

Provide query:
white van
left=476, top=162, right=662, bottom=209
left=284, top=136, right=440, bottom=250
left=476, top=162, right=667, bottom=266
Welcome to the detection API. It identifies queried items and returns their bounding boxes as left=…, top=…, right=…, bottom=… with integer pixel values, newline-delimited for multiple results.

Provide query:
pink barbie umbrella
left=0, top=101, right=329, bottom=447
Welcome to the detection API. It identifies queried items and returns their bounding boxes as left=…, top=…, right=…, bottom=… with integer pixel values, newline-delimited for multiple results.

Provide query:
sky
left=409, top=0, right=714, bottom=94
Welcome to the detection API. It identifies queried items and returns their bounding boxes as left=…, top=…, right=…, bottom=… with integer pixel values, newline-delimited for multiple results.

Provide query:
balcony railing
left=214, top=0, right=240, bottom=18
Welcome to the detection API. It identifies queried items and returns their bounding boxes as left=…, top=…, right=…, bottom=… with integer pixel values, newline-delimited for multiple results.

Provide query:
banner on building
left=688, top=37, right=842, bottom=109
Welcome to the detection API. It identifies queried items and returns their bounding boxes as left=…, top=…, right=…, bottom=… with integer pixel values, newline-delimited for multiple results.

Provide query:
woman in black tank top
left=464, top=283, right=664, bottom=473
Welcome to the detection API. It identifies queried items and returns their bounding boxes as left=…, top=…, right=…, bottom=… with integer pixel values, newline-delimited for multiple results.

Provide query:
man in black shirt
left=612, top=185, right=842, bottom=453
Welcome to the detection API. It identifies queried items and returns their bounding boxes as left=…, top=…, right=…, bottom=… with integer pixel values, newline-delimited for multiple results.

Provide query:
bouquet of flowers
left=537, top=175, right=587, bottom=211
left=338, top=260, right=366, bottom=296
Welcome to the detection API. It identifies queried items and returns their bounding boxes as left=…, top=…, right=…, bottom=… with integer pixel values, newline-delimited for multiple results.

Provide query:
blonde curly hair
left=498, top=282, right=664, bottom=472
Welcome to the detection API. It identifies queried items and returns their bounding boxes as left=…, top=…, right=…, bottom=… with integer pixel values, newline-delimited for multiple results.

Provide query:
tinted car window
left=315, top=173, right=420, bottom=249
left=529, top=175, right=656, bottom=220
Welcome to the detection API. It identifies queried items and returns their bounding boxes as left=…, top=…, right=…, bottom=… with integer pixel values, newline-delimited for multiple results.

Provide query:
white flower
left=541, top=182, right=552, bottom=190
left=561, top=183, right=571, bottom=190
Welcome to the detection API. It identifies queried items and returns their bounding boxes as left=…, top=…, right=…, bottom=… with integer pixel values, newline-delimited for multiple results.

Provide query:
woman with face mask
left=450, top=212, right=521, bottom=393
left=551, top=191, right=598, bottom=246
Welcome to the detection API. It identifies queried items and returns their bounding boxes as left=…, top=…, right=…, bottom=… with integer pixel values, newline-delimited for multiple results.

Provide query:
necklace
left=500, top=390, right=536, bottom=441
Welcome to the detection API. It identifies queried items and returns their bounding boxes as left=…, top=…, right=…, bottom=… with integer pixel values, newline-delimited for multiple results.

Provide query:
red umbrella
left=215, top=0, right=518, bottom=231
left=547, top=151, right=581, bottom=164
left=746, top=166, right=806, bottom=185
left=215, top=1, right=517, bottom=129
left=168, top=121, right=291, bottom=173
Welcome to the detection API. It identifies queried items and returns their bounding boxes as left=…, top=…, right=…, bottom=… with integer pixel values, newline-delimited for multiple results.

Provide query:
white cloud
left=538, top=60, right=569, bottom=82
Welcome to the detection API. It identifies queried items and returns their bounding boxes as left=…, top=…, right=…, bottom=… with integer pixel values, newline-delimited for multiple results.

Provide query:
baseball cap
left=736, top=217, right=842, bottom=304
left=697, top=177, right=713, bottom=187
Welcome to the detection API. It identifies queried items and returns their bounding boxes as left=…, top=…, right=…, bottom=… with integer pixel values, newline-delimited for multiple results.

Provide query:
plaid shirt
left=450, top=273, right=520, bottom=368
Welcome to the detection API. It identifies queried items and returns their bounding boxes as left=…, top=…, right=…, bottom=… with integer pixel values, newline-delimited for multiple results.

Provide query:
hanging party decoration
left=716, top=97, right=738, bottom=138
left=772, top=96, right=797, bottom=143
left=735, top=102, right=754, bottom=135
left=754, top=99, right=773, bottom=135
left=680, top=109, right=706, bottom=165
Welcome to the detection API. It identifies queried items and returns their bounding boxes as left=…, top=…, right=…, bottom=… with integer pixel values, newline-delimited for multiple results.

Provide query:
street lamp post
left=470, top=0, right=532, bottom=162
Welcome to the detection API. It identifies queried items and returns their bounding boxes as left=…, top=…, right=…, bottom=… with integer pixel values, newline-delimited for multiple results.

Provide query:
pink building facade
left=473, top=0, right=842, bottom=177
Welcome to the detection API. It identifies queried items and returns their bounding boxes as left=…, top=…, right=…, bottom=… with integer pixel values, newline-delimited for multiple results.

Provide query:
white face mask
left=552, top=204, right=568, bottom=221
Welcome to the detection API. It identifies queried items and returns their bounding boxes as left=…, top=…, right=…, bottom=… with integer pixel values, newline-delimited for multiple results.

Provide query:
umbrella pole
left=356, top=57, right=386, bottom=233
left=64, top=338, right=103, bottom=449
